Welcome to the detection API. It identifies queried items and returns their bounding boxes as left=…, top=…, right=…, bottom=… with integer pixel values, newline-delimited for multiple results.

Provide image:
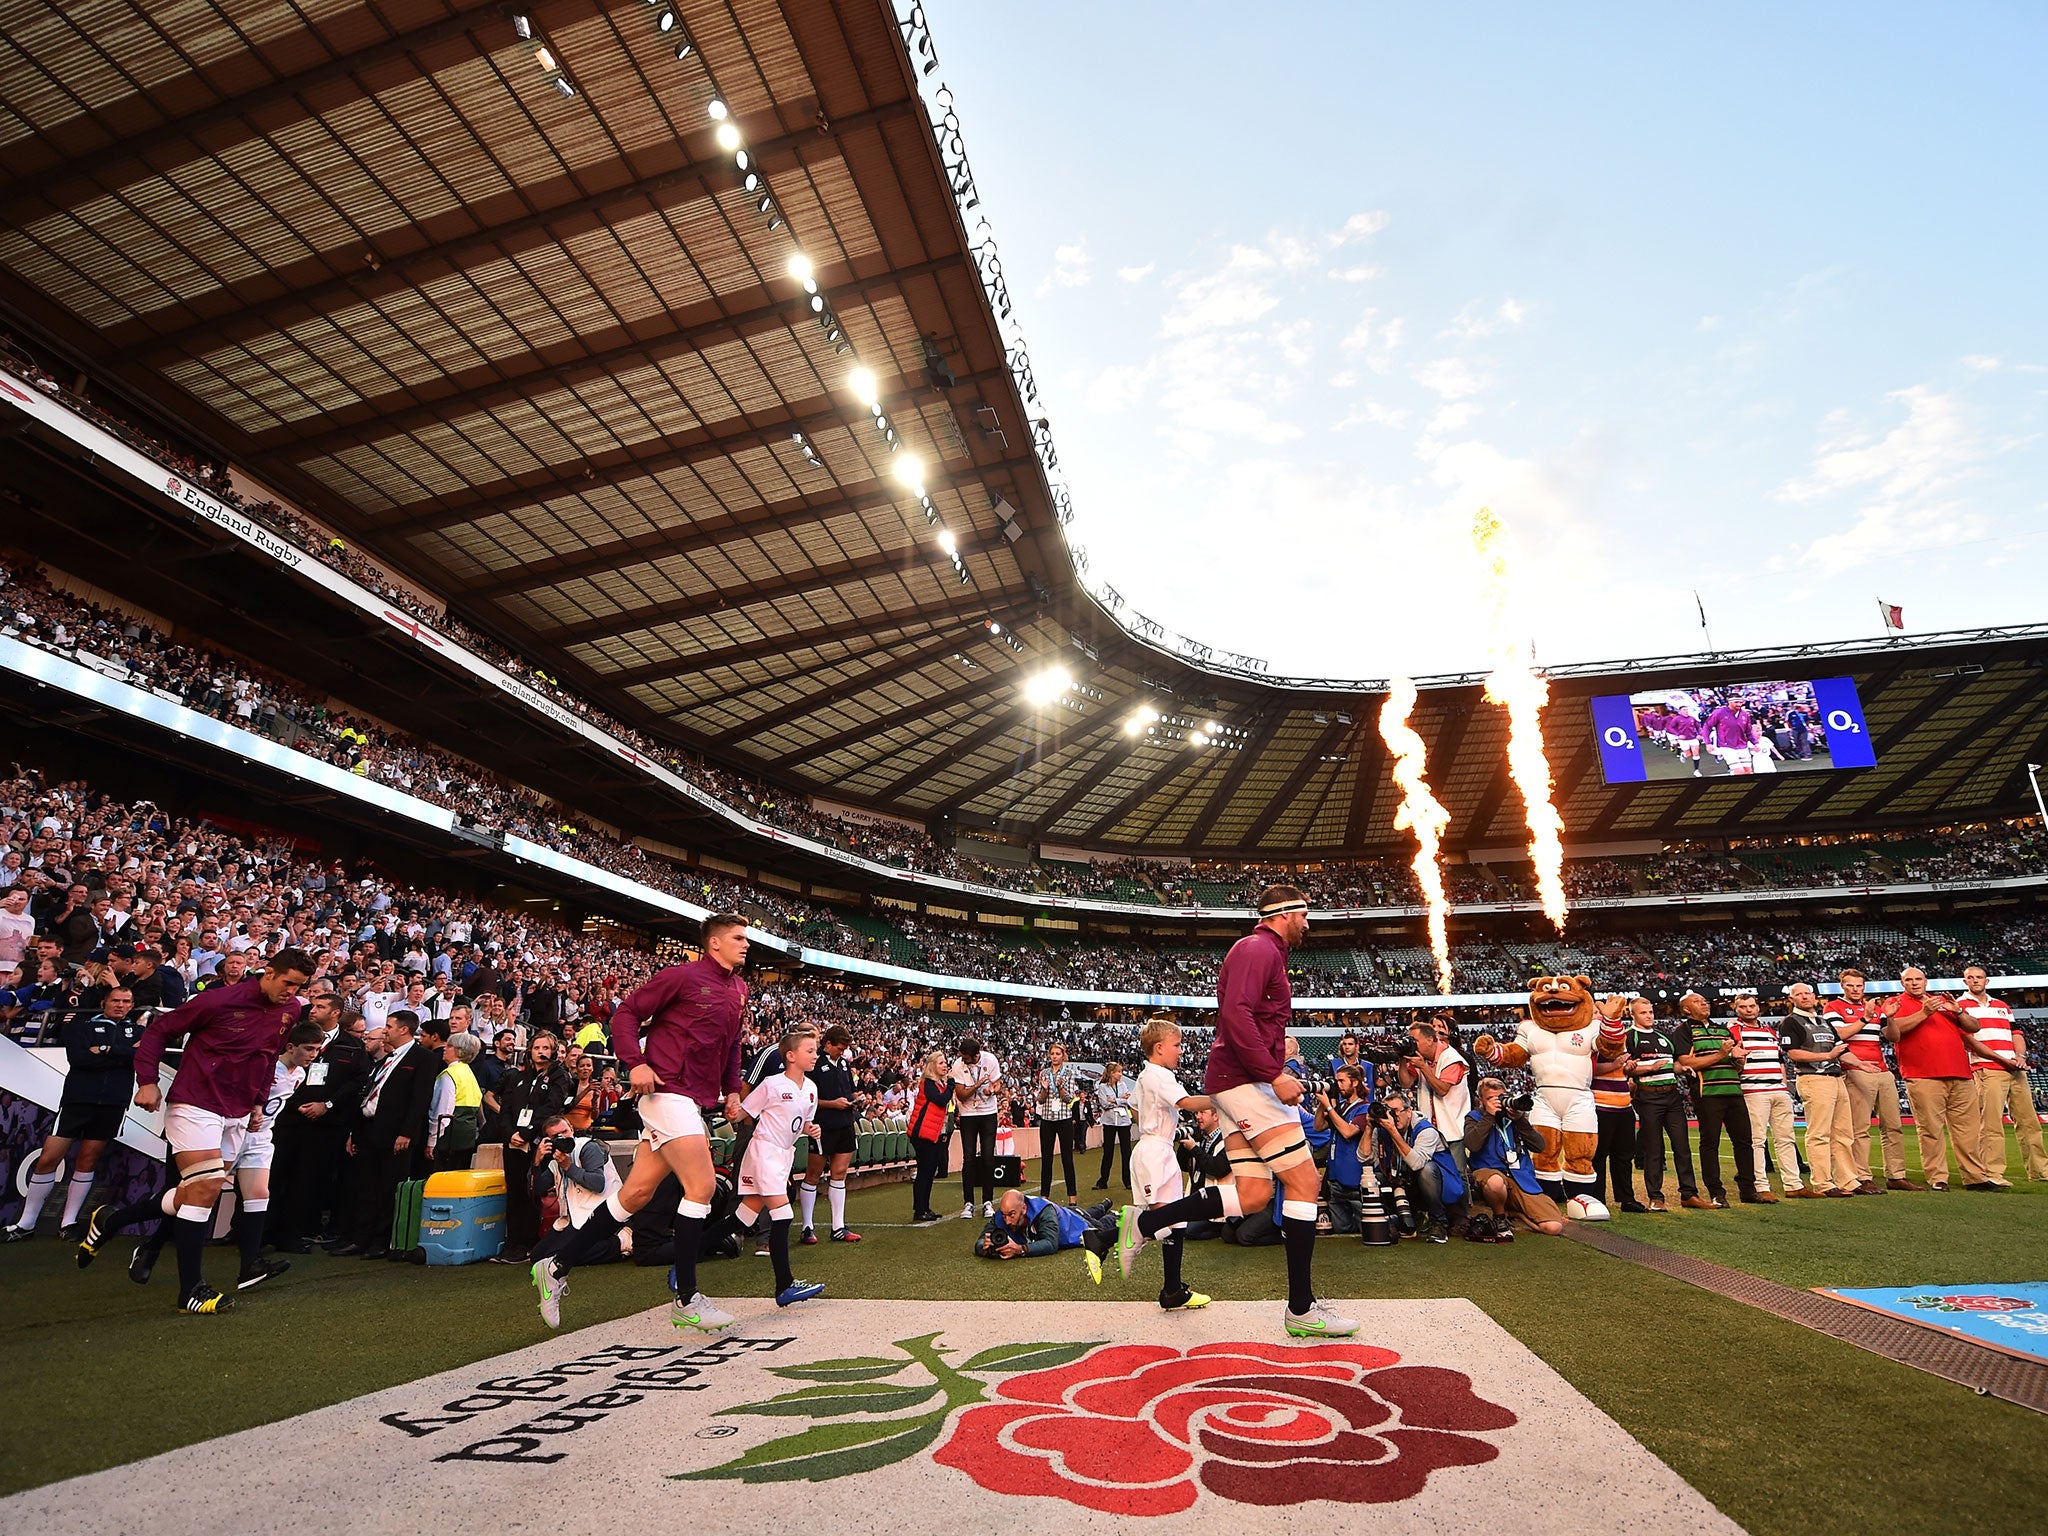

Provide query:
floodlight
left=847, top=367, right=878, bottom=406
left=707, top=98, right=729, bottom=119
left=512, top=13, right=532, bottom=39
left=657, top=9, right=676, bottom=33
left=787, top=253, right=814, bottom=283
left=1023, top=668, right=1072, bottom=707
left=534, top=45, right=557, bottom=70
left=715, top=122, right=741, bottom=151
left=554, top=76, right=575, bottom=97
left=936, top=528, right=956, bottom=555
left=892, top=452, right=925, bottom=488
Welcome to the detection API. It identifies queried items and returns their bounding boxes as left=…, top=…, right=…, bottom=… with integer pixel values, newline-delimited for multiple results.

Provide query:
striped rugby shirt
left=1734, top=1018, right=1788, bottom=1093
left=1682, top=1021, right=1743, bottom=1097
left=1625, top=1022, right=1686, bottom=1095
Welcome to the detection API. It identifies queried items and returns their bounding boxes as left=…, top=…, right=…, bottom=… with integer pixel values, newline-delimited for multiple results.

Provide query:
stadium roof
left=5, top=0, right=2048, bottom=860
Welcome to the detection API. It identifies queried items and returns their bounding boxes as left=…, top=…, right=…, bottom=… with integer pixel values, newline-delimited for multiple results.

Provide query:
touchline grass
left=1, top=1145, right=2042, bottom=1536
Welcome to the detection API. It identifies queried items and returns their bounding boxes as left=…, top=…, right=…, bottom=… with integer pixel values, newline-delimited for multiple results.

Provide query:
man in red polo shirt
left=1880, top=967, right=1994, bottom=1191
left=1826, top=968, right=1914, bottom=1192
left=1958, top=964, right=2047, bottom=1184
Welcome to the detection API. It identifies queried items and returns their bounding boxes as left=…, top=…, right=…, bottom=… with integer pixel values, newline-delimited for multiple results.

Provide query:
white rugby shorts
left=164, top=1102, right=246, bottom=1165
left=637, top=1091, right=707, bottom=1149
left=236, top=1127, right=276, bottom=1171
left=1210, top=1081, right=1300, bottom=1142
left=738, top=1141, right=795, bottom=1198
left=1130, top=1135, right=1184, bottom=1209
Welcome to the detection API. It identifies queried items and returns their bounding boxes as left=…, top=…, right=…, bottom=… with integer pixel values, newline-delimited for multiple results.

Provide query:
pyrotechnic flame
left=1472, top=506, right=1568, bottom=932
left=1379, top=676, right=1454, bottom=993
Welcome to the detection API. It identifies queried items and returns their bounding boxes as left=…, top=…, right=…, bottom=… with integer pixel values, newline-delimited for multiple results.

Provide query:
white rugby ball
left=1564, top=1194, right=1610, bottom=1222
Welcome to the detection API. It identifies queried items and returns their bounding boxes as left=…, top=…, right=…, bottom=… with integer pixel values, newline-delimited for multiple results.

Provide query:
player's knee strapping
left=1228, top=1151, right=1274, bottom=1181
left=1262, top=1136, right=1312, bottom=1173
left=176, top=1158, right=225, bottom=1188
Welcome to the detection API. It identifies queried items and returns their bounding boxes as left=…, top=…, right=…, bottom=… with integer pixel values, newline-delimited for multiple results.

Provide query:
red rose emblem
left=166, top=477, right=183, bottom=496
left=1943, top=1295, right=2032, bottom=1313
left=932, top=1341, right=1516, bottom=1514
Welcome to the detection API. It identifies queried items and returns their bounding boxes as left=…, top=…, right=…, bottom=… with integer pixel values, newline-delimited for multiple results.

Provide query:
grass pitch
left=2, top=1134, right=2043, bottom=1536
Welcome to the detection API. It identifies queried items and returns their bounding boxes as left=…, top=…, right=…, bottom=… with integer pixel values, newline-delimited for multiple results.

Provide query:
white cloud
left=1697, top=315, right=1722, bottom=331
left=1086, top=362, right=1152, bottom=414
left=1117, top=262, right=1156, bottom=283
left=1339, top=211, right=1390, bottom=242
left=1328, top=264, right=1381, bottom=283
left=1442, top=297, right=1528, bottom=340
left=1160, top=246, right=1279, bottom=337
left=1415, top=357, right=1492, bottom=400
left=1340, top=310, right=1403, bottom=374
left=1275, top=319, right=1313, bottom=366
left=1961, top=354, right=2001, bottom=372
left=1783, top=385, right=2001, bottom=568
left=1034, top=240, right=1091, bottom=296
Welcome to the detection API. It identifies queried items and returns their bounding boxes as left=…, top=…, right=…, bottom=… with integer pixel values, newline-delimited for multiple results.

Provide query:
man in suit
left=270, top=997, right=366, bottom=1251
left=341, top=1010, right=436, bottom=1258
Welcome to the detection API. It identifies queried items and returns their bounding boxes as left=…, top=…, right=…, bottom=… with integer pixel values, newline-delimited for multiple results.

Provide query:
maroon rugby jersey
left=133, top=977, right=304, bottom=1117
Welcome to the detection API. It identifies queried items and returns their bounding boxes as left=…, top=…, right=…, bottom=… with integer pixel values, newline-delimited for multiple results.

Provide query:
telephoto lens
left=1357, top=1162, right=1397, bottom=1246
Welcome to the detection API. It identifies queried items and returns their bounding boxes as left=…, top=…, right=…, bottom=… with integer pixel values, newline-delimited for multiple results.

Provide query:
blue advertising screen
left=1591, top=677, right=1875, bottom=784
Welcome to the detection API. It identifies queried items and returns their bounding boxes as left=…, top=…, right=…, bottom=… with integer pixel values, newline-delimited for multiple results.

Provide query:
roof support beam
left=460, top=446, right=1035, bottom=597
left=709, top=607, right=1040, bottom=744
left=871, top=710, right=1042, bottom=808
left=1188, top=711, right=1278, bottom=846
left=369, top=368, right=1015, bottom=536
left=599, top=597, right=1012, bottom=688
left=1241, top=716, right=1358, bottom=848
left=127, top=96, right=917, bottom=360
left=539, top=538, right=996, bottom=647
left=765, top=666, right=1019, bottom=770
left=253, top=251, right=964, bottom=459
left=0, top=0, right=517, bottom=218
left=927, top=691, right=1152, bottom=816
left=1057, top=743, right=1207, bottom=844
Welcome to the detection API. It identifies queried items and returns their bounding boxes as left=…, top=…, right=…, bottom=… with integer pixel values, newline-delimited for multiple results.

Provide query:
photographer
left=1181, top=1105, right=1231, bottom=1240
left=1464, top=1077, right=1564, bottom=1239
left=530, top=1114, right=627, bottom=1265
left=1317, top=1066, right=1373, bottom=1235
left=1399, top=1015, right=1472, bottom=1198
left=1376, top=1091, right=1460, bottom=1243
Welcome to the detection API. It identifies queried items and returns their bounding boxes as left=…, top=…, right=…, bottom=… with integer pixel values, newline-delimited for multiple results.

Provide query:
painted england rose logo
left=685, top=1334, right=1515, bottom=1513
left=935, top=1341, right=1516, bottom=1513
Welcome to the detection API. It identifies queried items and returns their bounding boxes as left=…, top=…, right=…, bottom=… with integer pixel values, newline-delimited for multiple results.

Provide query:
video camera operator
left=1464, top=1077, right=1564, bottom=1239
left=1373, top=1091, right=1461, bottom=1242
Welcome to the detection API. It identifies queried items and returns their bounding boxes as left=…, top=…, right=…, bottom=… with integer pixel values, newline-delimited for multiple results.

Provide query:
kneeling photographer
left=1373, top=1091, right=1462, bottom=1243
left=1464, top=1078, right=1564, bottom=1240
left=529, top=1115, right=628, bottom=1265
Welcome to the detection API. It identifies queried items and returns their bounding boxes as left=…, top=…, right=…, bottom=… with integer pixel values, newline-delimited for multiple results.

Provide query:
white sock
left=733, top=1205, right=758, bottom=1230
left=799, top=1184, right=818, bottom=1230
left=18, top=1171, right=57, bottom=1226
left=827, top=1179, right=847, bottom=1232
left=60, top=1171, right=96, bottom=1227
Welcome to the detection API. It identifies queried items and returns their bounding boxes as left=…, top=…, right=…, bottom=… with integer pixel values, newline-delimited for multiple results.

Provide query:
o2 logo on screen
left=1588, top=676, right=1876, bottom=785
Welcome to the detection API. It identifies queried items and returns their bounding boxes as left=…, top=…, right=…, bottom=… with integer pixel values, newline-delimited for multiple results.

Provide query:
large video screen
left=1589, top=677, right=1875, bottom=784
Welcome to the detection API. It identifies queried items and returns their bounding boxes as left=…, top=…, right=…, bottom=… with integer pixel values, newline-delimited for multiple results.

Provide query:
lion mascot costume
left=1472, top=976, right=1627, bottom=1207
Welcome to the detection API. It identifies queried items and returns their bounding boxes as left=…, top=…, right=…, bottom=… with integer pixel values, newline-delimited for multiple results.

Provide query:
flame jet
left=1472, top=507, right=1569, bottom=932
left=1379, top=676, right=1454, bottom=993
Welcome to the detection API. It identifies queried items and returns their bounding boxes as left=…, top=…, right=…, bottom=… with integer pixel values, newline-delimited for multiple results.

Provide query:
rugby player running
left=1115, top=886, right=1359, bottom=1338
left=531, top=913, right=751, bottom=1333
left=78, top=948, right=314, bottom=1314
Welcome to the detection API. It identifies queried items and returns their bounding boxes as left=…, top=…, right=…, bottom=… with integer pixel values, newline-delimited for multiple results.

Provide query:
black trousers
left=1694, top=1094, right=1757, bottom=1199
left=349, top=1139, right=409, bottom=1249
left=1592, top=1107, right=1637, bottom=1205
left=958, top=1115, right=997, bottom=1206
left=503, top=1143, right=542, bottom=1251
left=1633, top=1092, right=1697, bottom=1200
left=1097, top=1124, right=1133, bottom=1188
left=268, top=1119, right=345, bottom=1245
left=1037, top=1118, right=1080, bottom=1198
left=911, top=1136, right=945, bottom=1215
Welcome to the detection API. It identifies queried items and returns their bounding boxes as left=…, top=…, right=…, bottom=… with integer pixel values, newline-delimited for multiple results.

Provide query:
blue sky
left=926, top=3, right=2047, bottom=678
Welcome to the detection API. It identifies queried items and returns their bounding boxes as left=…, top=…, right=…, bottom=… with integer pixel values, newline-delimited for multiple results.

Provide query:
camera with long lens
left=1360, top=1034, right=1420, bottom=1068
left=1504, top=1092, right=1535, bottom=1117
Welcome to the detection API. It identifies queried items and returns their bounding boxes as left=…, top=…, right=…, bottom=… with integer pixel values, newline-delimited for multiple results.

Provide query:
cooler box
left=420, top=1169, right=506, bottom=1266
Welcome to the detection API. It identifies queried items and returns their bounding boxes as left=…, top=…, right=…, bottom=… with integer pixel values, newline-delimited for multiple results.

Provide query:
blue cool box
left=419, top=1169, right=506, bottom=1266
